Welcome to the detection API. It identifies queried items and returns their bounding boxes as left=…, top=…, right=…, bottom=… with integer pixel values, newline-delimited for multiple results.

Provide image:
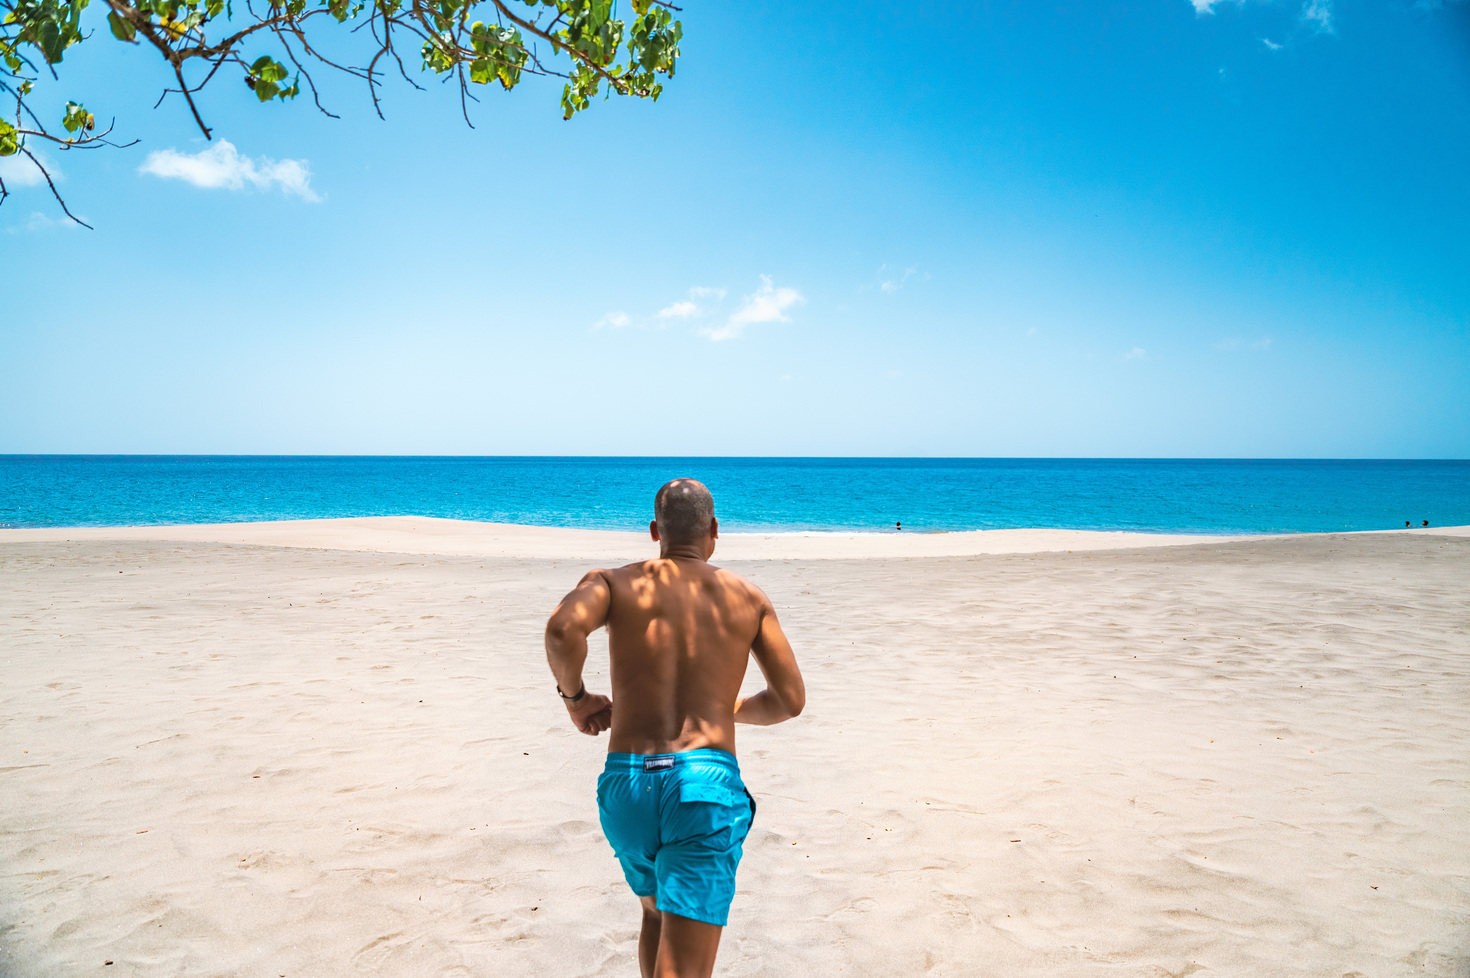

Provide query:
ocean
left=1, top=456, right=1466, bottom=535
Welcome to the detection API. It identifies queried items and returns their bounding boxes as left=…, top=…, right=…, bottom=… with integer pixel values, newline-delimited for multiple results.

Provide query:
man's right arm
left=734, top=593, right=805, bottom=725
left=545, top=570, right=614, bottom=735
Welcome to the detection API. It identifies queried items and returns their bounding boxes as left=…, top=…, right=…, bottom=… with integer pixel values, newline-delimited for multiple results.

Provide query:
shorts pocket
left=664, top=783, right=742, bottom=851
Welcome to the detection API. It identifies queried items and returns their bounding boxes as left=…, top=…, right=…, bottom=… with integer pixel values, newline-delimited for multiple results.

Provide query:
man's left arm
left=545, top=571, right=614, bottom=735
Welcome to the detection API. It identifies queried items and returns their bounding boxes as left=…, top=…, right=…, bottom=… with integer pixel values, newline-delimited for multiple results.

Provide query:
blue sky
left=2, top=0, right=1467, bottom=457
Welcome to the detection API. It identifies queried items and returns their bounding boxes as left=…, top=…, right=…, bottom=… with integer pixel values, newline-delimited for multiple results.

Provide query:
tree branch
left=488, top=0, right=630, bottom=95
left=21, top=147, right=92, bottom=228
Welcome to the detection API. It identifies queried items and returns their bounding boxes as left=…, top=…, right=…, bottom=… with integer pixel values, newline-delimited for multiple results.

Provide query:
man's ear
left=709, top=516, right=719, bottom=539
left=650, top=520, right=661, bottom=542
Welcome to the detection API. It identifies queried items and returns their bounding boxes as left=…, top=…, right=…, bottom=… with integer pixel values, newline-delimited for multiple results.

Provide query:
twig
left=22, top=146, right=92, bottom=228
left=173, top=64, right=213, bottom=138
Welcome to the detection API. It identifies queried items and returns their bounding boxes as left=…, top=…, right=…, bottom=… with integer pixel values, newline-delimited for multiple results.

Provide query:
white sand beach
left=2, top=520, right=1467, bottom=977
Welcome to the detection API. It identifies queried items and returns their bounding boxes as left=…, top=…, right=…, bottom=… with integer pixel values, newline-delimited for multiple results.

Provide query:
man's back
left=601, top=557, right=767, bottom=756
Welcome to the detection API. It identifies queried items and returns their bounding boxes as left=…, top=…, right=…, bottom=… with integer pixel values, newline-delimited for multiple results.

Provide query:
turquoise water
left=0, top=456, right=1465, bottom=535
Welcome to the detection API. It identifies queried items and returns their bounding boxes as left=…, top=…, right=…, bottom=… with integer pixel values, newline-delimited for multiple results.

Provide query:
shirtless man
left=544, top=479, right=806, bottom=978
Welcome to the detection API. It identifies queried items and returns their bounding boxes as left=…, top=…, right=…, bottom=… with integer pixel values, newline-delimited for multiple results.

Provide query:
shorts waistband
left=603, top=749, right=741, bottom=775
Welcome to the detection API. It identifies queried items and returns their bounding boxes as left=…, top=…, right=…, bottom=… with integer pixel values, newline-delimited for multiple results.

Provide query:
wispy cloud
left=1186, top=0, right=1334, bottom=31
left=655, top=286, right=729, bottom=321
left=656, top=300, right=700, bottom=319
left=593, top=311, right=630, bottom=329
left=1263, top=37, right=1283, bottom=49
left=4, top=209, right=77, bottom=234
left=1123, top=347, right=1147, bottom=360
left=1301, top=0, right=1333, bottom=30
left=702, top=275, right=805, bottom=342
left=879, top=265, right=918, bottom=294
left=138, top=140, right=320, bottom=201
left=0, top=152, right=52, bottom=188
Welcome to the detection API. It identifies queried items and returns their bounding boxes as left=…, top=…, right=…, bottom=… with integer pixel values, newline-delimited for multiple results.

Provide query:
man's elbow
left=784, top=687, right=806, bottom=719
left=544, top=617, right=576, bottom=650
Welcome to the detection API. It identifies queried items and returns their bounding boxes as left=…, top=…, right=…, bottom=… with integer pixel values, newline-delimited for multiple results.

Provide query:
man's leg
left=653, top=909, right=723, bottom=978
left=637, top=896, right=662, bottom=978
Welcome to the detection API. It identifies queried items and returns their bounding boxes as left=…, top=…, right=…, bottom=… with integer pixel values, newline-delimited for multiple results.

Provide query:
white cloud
left=138, top=140, right=320, bottom=201
left=1302, top=0, right=1332, bottom=30
left=654, top=286, right=729, bottom=320
left=1123, top=347, right=1147, bottom=360
left=4, top=210, right=76, bottom=234
left=593, top=311, right=630, bottom=329
left=657, top=300, right=699, bottom=319
left=1263, top=37, right=1283, bottom=49
left=878, top=265, right=918, bottom=294
left=1251, top=336, right=1274, bottom=350
left=1188, top=0, right=1334, bottom=30
left=0, top=152, right=52, bottom=188
left=702, top=275, right=805, bottom=342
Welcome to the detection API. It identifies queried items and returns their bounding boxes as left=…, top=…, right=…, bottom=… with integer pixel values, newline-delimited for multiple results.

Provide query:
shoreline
left=1, top=515, right=1465, bottom=560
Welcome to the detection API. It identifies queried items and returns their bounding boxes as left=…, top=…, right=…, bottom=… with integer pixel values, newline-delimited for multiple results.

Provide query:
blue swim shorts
left=596, top=749, right=756, bottom=927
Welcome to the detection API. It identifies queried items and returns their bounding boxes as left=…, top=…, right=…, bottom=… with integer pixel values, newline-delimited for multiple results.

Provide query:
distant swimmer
left=1423, top=520, right=1430, bottom=527
left=896, top=521, right=902, bottom=531
left=544, top=478, right=805, bottom=978
left=1406, top=521, right=1412, bottom=527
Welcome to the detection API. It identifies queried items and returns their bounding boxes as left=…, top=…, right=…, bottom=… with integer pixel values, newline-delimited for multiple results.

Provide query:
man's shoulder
left=605, top=558, right=660, bottom=576
left=597, top=559, right=667, bottom=584
left=709, top=565, right=770, bottom=605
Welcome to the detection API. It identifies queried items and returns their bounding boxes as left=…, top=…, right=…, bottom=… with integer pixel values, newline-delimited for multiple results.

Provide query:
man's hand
left=566, top=692, right=613, bottom=735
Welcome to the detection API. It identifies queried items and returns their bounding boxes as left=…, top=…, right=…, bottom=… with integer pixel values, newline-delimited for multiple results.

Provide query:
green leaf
left=249, top=54, right=288, bottom=82
left=39, top=19, right=64, bottom=63
left=0, top=119, right=21, bottom=157
left=107, top=10, right=136, bottom=40
left=62, top=99, right=88, bottom=133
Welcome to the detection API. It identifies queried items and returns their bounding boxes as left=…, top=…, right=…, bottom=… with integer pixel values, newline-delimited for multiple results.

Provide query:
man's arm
left=545, top=570, right=614, bottom=735
left=734, top=594, right=806, bottom=725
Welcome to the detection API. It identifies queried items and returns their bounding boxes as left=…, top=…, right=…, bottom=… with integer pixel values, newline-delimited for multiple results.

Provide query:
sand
left=1, top=520, right=1467, bottom=977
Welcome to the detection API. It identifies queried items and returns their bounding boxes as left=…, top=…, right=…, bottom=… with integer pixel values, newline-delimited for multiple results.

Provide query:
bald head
left=654, top=478, right=715, bottom=544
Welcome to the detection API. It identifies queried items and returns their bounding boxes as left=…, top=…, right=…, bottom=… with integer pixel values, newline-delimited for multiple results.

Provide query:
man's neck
left=659, top=542, right=708, bottom=562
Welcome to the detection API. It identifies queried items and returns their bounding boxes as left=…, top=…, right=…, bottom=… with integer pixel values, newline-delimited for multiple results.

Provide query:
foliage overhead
left=1, top=0, right=683, bottom=224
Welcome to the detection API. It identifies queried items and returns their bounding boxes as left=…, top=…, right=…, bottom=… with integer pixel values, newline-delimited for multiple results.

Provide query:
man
left=544, top=478, right=806, bottom=978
